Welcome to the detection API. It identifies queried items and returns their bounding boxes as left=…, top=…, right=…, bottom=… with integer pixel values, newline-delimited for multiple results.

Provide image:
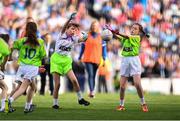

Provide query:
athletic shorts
left=50, top=52, right=72, bottom=75
left=120, top=56, right=141, bottom=77
left=0, top=70, right=4, bottom=80
left=15, top=65, right=39, bottom=83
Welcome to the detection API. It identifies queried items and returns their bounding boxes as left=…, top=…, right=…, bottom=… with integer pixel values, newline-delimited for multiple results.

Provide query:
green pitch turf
left=1, top=93, right=180, bottom=120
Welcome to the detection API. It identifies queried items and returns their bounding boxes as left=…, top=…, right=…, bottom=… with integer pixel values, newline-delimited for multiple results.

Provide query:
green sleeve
left=13, top=38, right=23, bottom=49
left=129, top=35, right=141, bottom=46
left=0, top=38, right=10, bottom=56
left=117, top=35, right=124, bottom=41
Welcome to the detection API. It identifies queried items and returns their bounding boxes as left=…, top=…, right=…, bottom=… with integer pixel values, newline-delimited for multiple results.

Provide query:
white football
left=80, top=31, right=88, bottom=41
left=101, top=29, right=113, bottom=41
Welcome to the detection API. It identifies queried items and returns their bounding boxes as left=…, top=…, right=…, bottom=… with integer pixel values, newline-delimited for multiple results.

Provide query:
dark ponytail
left=134, top=23, right=150, bottom=38
left=141, top=28, right=150, bottom=38
left=24, top=22, right=39, bottom=46
left=0, top=34, right=9, bottom=43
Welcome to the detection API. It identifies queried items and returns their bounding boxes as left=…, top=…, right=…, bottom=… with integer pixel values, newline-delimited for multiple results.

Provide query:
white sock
left=140, top=97, right=146, bottom=105
left=77, top=91, right=83, bottom=100
left=1, top=98, right=6, bottom=109
left=25, top=102, right=31, bottom=109
left=120, top=99, right=124, bottom=106
left=9, top=97, right=14, bottom=103
left=30, top=100, right=33, bottom=105
left=53, top=98, right=58, bottom=106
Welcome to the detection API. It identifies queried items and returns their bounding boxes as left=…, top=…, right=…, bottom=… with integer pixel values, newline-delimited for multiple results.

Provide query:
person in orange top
left=78, top=21, right=107, bottom=98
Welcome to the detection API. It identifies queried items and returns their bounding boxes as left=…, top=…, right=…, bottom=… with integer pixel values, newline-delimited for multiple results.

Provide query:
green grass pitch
left=1, top=93, right=180, bottom=120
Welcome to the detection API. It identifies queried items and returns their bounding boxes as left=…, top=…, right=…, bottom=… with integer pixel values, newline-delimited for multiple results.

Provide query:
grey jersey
left=55, top=33, right=79, bottom=56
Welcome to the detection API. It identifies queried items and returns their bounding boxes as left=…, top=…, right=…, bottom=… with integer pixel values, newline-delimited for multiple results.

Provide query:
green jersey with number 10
left=13, top=37, right=46, bottom=66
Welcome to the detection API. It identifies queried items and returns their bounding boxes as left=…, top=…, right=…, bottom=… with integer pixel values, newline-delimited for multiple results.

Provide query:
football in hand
left=101, top=29, right=113, bottom=41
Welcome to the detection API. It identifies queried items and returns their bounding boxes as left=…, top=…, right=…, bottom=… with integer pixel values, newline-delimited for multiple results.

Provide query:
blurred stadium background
left=0, top=0, right=180, bottom=99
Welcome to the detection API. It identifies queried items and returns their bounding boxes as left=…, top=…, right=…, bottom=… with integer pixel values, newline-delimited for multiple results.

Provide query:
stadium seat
left=149, top=78, right=171, bottom=95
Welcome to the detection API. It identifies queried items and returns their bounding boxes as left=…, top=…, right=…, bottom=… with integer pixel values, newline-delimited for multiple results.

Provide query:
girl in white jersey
left=50, top=13, right=90, bottom=109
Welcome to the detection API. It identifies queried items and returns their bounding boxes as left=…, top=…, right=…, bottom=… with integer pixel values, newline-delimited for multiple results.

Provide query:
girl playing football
left=51, top=13, right=90, bottom=109
left=9, top=17, right=43, bottom=113
left=8, top=22, right=46, bottom=113
left=107, top=23, right=149, bottom=112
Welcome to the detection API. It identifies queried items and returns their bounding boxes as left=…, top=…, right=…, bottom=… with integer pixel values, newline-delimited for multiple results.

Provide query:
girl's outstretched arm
left=61, top=12, right=76, bottom=34
left=105, top=25, right=129, bottom=39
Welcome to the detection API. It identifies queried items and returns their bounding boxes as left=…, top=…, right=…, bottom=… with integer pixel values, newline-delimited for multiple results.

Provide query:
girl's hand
left=78, top=32, right=88, bottom=42
left=39, top=65, right=46, bottom=73
left=105, top=24, right=119, bottom=35
left=70, top=12, right=77, bottom=20
left=81, top=32, right=88, bottom=40
left=105, top=24, right=129, bottom=39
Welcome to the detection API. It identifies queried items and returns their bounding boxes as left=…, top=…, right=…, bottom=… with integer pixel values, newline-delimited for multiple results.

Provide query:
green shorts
left=50, top=52, right=72, bottom=75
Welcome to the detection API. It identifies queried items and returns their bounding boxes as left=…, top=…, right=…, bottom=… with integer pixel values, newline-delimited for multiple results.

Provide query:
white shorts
left=15, top=65, right=39, bottom=83
left=0, top=70, right=4, bottom=80
left=120, top=56, right=141, bottom=77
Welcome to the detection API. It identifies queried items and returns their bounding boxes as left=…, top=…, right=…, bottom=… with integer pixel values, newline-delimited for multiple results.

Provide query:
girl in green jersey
left=0, top=34, right=10, bottom=112
left=107, top=23, right=149, bottom=112
left=8, top=22, right=46, bottom=113
left=9, top=17, right=43, bottom=113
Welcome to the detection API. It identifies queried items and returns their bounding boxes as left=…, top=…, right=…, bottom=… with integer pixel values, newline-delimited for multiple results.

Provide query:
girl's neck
left=91, top=32, right=98, bottom=38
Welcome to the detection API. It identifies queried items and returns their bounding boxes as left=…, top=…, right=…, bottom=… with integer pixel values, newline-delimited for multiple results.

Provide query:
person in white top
left=50, top=13, right=90, bottom=109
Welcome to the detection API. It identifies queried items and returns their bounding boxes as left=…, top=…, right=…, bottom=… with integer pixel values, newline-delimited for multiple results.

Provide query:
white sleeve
left=55, top=33, right=62, bottom=42
left=72, top=35, right=80, bottom=44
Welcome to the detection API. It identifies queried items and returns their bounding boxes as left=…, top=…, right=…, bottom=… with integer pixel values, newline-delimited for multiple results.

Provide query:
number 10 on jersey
left=24, top=48, right=36, bottom=59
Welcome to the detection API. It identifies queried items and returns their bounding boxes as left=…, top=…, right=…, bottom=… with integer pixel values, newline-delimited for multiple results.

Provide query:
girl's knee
left=120, top=86, right=126, bottom=90
left=0, top=83, right=8, bottom=91
left=55, top=80, right=60, bottom=85
left=19, top=88, right=27, bottom=94
left=71, top=79, right=78, bottom=85
left=55, top=83, right=60, bottom=89
left=30, top=87, right=36, bottom=92
left=4, top=84, right=8, bottom=91
left=134, top=82, right=141, bottom=88
left=120, top=82, right=126, bottom=89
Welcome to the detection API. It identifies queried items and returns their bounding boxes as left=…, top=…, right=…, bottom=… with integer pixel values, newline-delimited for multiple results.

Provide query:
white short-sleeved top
left=55, top=33, right=79, bottom=56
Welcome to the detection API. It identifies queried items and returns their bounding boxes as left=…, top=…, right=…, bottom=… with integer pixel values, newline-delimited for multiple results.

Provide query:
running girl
left=8, top=22, right=46, bottom=113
